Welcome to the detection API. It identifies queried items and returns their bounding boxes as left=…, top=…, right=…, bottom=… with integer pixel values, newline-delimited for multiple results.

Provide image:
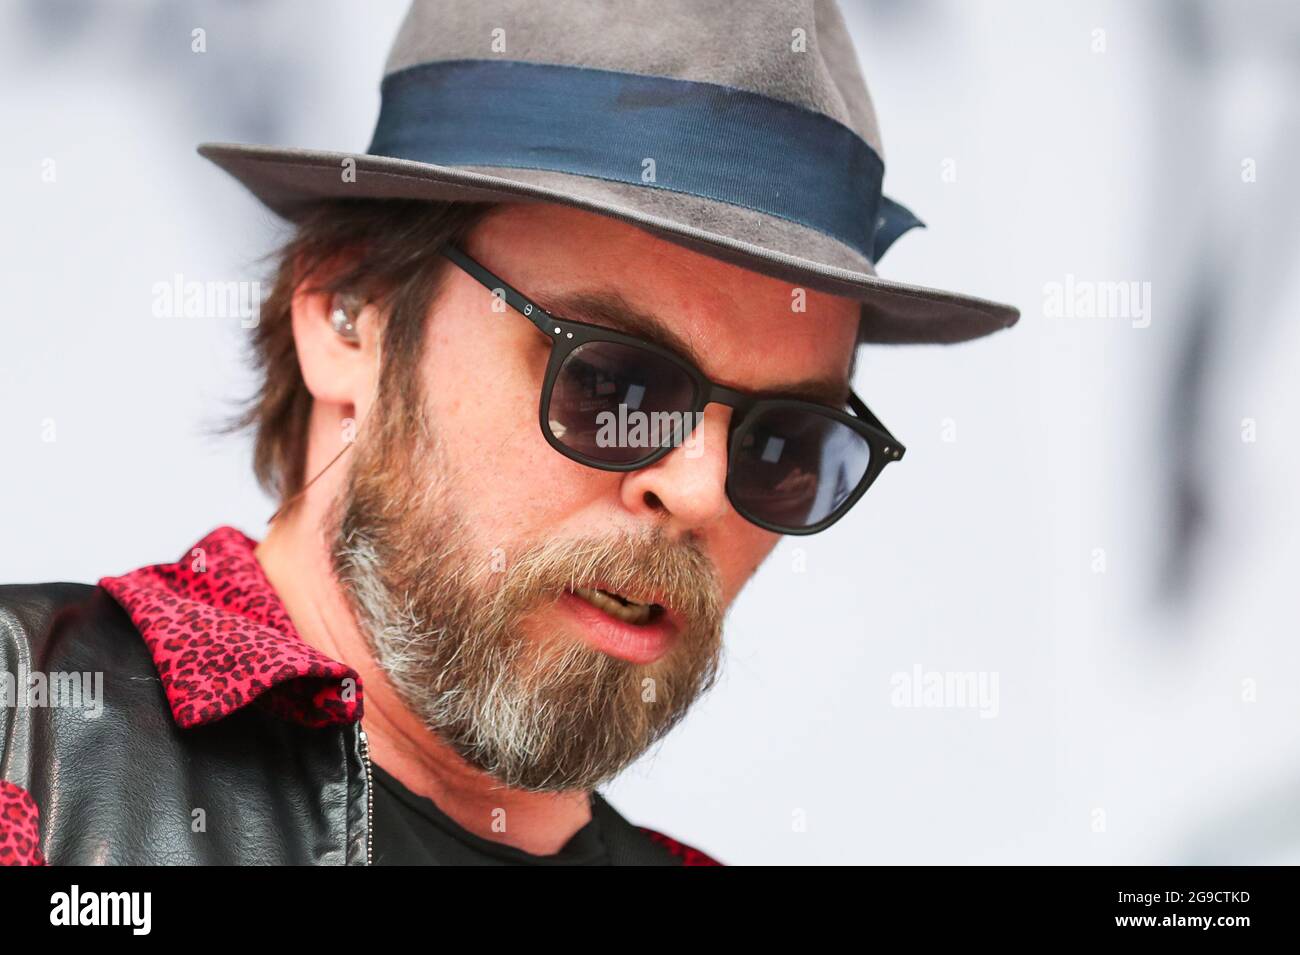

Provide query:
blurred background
left=1, top=0, right=1297, bottom=864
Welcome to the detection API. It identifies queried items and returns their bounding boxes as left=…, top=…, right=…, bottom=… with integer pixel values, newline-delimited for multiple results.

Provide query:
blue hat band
left=369, top=58, right=921, bottom=263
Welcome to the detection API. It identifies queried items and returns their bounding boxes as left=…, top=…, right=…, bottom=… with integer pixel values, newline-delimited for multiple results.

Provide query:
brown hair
left=235, top=199, right=495, bottom=505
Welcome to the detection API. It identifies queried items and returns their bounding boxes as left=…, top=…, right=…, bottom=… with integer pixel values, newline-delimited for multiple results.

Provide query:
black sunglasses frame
left=440, top=245, right=906, bottom=535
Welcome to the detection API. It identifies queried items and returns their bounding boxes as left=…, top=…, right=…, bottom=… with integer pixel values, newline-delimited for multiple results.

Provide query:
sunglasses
left=440, top=246, right=905, bottom=535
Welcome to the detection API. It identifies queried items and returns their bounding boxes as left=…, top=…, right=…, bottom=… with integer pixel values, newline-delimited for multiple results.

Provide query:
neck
left=254, top=502, right=593, bottom=856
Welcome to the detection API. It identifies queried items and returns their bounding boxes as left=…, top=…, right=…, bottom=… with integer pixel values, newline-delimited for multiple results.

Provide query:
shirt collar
left=99, top=526, right=363, bottom=729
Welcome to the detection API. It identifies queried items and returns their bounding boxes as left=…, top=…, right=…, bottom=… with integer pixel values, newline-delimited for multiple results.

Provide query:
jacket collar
left=99, top=526, right=363, bottom=729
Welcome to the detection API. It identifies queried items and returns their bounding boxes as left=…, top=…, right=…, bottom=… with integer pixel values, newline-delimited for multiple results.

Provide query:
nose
left=619, top=403, right=733, bottom=536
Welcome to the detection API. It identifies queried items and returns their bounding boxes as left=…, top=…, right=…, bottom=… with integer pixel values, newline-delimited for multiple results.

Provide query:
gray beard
left=327, top=431, right=724, bottom=793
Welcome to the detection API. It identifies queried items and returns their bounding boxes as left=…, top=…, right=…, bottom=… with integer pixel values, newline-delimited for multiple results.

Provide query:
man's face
left=330, top=203, right=860, bottom=792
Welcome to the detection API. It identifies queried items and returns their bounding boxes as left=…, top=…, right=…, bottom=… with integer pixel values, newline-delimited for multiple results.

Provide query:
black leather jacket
left=0, top=583, right=682, bottom=865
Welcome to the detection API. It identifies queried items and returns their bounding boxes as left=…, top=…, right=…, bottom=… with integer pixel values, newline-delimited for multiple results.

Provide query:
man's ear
left=290, top=283, right=379, bottom=411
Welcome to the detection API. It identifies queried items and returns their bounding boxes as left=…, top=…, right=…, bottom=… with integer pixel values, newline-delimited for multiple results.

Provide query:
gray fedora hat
left=199, top=0, right=1018, bottom=344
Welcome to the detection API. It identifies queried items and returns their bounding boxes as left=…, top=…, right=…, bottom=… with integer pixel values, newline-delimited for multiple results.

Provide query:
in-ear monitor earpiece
left=330, top=293, right=362, bottom=341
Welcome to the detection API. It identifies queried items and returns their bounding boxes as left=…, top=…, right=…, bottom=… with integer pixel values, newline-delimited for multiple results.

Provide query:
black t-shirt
left=370, top=762, right=677, bottom=866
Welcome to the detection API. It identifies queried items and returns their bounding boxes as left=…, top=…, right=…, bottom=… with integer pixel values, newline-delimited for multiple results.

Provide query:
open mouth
left=570, top=586, right=666, bottom=626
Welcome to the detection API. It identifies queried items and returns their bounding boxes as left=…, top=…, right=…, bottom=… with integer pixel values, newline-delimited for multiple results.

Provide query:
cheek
left=419, top=314, right=615, bottom=541
left=709, top=515, right=780, bottom=606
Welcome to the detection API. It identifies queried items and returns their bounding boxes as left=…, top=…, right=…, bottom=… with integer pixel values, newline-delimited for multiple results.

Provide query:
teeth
left=573, top=586, right=656, bottom=625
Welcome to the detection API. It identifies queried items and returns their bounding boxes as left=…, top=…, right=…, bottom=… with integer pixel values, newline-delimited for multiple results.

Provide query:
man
left=0, top=0, right=1016, bottom=866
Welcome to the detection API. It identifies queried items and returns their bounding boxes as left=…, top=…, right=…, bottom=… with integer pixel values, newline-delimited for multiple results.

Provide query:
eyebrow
left=535, top=288, right=853, bottom=408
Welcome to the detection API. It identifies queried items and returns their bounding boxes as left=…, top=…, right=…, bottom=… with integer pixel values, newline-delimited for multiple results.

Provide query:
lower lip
left=559, top=591, right=677, bottom=665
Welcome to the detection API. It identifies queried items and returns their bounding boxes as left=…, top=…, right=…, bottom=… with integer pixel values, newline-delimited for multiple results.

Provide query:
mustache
left=478, top=529, right=724, bottom=631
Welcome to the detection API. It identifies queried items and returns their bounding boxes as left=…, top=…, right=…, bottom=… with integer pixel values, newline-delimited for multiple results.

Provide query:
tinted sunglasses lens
left=729, top=406, right=872, bottom=531
left=547, top=341, right=697, bottom=464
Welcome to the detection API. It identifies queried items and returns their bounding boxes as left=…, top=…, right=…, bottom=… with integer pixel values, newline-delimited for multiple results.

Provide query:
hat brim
left=198, top=142, right=1018, bottom=345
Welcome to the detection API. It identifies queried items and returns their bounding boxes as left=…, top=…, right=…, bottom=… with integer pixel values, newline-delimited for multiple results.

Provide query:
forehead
left=463, top=203, right=862, bottom=402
